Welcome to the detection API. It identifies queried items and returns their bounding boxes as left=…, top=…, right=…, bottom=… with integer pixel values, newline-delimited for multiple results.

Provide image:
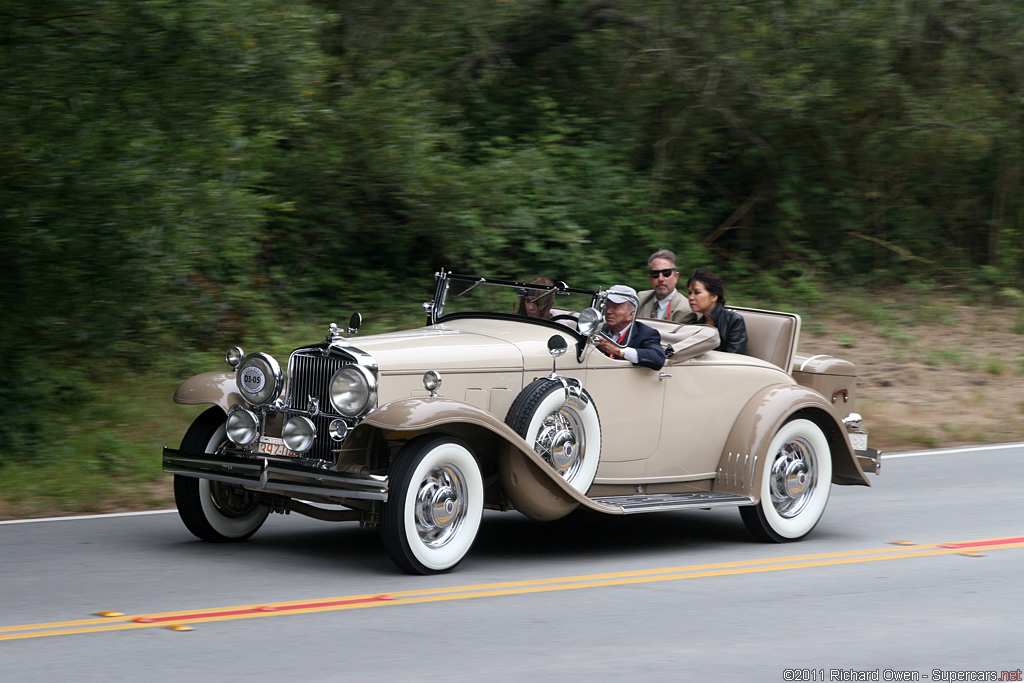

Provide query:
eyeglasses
left=648, top=268, right=677, bottom=279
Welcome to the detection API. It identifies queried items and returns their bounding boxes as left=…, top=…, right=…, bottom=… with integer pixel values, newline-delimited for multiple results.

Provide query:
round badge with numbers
left=241, top=366, right=266, bottom=395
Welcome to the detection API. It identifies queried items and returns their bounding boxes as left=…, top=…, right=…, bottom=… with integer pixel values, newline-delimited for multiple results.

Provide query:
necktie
left=607, top=329, right=628, bottom=358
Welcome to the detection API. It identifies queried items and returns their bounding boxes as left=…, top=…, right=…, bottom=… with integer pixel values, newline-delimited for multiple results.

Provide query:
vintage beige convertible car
left=163, top=271, right=880, bottom=574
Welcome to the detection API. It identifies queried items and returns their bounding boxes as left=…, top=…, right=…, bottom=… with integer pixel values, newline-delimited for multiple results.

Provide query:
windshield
left=428, top=272, right=602, bottom=327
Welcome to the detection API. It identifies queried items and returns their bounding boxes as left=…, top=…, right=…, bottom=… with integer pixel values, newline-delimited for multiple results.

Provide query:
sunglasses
left=648, top=268, right=677, bottom=279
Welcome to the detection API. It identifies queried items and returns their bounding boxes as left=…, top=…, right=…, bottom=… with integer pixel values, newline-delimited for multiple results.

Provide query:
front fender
left=360, top=397, right=620, bottom=520
left=173, top=371, right=241, bottom=412
left=714, top=384, right=870, bottom=500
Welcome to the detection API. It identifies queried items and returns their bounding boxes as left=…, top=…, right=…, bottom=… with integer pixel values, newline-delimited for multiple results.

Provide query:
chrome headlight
left=577, top=307, right=602, bottom=337
left=282, top=416, right=316, bottom=453
left=329, top=365, right=377, bottom=417
left=225, top=346, right=244, bottom=367
left=236, top=352, right=283, bottom=406
left=329, top=419, right=349, bottom=442
left=225, top=406, right=259, bottom=446
left=422, top=370, right=442, bottom=394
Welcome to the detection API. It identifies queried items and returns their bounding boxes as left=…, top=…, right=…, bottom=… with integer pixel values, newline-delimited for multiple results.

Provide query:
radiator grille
left=286, top=350, right=352, bottom=462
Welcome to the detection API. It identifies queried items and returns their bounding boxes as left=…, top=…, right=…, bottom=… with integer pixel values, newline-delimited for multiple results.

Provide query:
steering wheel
left=549, top=314, right=578, bottom=323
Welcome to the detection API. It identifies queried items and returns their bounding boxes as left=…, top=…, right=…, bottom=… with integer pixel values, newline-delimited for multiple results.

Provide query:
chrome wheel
left=505, top=378, right=601, bottom=494
left=208, top=480, right=265, bottom=518
left=534, top=406, right=587, bottom=480
left=768, top=436, right=818, bottom=518
left=414, top=462, right=471, bottom=550
left=740, top=418, right=832, bottom=542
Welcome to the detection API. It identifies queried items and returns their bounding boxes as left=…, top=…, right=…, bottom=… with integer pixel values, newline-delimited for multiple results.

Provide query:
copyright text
left=783, top=669, right=1023, bottom=682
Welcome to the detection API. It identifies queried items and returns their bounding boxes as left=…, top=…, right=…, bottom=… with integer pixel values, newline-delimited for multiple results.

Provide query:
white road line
left=884, top=441, right=1024, bottom=459
left=0, top=509, right=177, bottom=526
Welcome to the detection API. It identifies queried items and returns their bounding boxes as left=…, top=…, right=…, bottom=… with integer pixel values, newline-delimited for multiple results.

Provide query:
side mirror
left=547, top=334, right=568, bottom=358
left=348, top=312, right=362, bottom=336
left=577, top=307, right=602, bottom=338
left=547, top=335, right=567, bottom=378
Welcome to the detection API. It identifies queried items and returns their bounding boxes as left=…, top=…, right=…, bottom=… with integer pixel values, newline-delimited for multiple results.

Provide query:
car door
left=648, top=357, right=790, bottom=479
left=581, top=345, right=666, bottom=481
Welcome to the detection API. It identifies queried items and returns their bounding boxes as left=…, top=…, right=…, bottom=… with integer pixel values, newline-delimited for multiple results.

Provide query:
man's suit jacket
left=636, top=289, right=697, bottom=324
left=601, top=320, right=666, bottom=371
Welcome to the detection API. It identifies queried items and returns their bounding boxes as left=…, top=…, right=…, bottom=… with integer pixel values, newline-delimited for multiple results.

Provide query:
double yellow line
left=4, top=535, right=1022, bottom=641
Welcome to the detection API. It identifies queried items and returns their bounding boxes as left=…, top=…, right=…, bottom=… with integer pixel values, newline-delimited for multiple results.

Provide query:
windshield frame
left=425, top=270, right=606, bottom=358
left=427, top=271, right=602, bottom=324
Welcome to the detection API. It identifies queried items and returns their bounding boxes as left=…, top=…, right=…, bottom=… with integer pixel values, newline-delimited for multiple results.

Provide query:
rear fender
left=714, top=385, right=869, bottom=500
left=173, top=371, right=241, bottom=412
left=359, top=398, right=617, bottom=520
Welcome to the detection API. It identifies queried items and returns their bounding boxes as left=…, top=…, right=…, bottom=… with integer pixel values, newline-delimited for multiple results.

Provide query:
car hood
left=341, top=319, right=572, bottom=374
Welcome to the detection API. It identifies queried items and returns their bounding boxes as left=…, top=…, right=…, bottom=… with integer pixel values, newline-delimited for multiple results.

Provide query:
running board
left=589, top=491, right=755, bottom=514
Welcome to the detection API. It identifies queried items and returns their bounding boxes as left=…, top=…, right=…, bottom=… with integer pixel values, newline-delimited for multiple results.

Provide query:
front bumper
left=163, top=448, right=389, bottom=502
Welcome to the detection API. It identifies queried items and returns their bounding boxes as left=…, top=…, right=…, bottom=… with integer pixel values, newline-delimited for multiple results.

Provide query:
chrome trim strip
left=799, top=354, right=834, bottom=372
left=381, top=367, right=521, bottom=377
left=589, top=491, right=756, bottom=514
left=595, top=472, right=717, bottom=485
left=715, top=452, right=756, bottom=493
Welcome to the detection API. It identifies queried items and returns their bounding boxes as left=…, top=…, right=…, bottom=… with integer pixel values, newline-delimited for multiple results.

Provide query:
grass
left=0, top=373, right=202, bottom=518
left=922, top=347, right=977, bottom=371
left=985, top=359, right=1006, bottom=376
left=886, top=427, right=940, bottom=449
left=879, top=327, right=915, bottom=344
left=805, top=320, right=828, bottom=338
left=838, top=298, right=892, bottom=325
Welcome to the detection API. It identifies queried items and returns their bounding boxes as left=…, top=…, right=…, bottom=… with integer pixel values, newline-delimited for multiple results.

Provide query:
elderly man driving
left=595, top=285, right=666, bottom=371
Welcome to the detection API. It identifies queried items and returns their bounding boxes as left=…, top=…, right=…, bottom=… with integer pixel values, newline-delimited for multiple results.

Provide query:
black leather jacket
left=706, top=301, right=748, bottom=354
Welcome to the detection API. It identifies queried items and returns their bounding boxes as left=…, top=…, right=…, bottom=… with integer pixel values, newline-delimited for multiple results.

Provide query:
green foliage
left=805, top=320, right=829, bottom=338
left=4, top=0, right=1024, bottom=468
left=924, top=347, right=977, bottom=371
left=0, top=0, right=327, bottom=461
left=985, top=359, right=1006, bottom=376
left=879, top=327, right=916, bottom=345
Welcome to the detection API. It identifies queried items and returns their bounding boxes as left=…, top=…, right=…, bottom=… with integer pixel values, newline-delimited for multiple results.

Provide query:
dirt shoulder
left=798, top=298, right=1024, bottom=453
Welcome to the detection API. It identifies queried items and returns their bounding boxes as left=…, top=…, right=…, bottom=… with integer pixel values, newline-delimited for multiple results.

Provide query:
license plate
left=257, top=436, right=297, bottom=458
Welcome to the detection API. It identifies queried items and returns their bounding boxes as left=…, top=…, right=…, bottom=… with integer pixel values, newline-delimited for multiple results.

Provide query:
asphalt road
left=2, top=444, right=1023, bottom=683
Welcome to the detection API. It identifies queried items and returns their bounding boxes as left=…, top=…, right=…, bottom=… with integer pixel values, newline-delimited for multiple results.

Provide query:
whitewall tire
left=174, top=407, right=270, bottom=542
left=505, top=378, right=601, bottom=494
left=740, top=418, right=832, bottom=542
left=381, top=435, right=484, bottom=574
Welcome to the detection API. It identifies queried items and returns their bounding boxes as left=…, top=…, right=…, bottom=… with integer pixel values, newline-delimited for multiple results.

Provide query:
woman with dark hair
left=687, top=268, right=748, bottom=354
left=516, top=276, right=556, bottom=319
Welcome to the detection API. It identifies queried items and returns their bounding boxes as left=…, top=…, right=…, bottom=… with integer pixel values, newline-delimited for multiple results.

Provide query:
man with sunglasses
left=637, top=249, right=697, bottom=323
